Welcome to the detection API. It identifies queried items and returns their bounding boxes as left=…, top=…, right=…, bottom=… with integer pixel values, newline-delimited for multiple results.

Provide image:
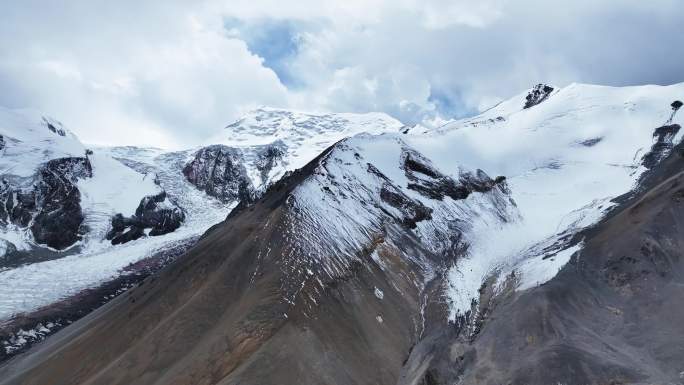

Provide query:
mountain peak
left=216, top=107, right=404, bottom=146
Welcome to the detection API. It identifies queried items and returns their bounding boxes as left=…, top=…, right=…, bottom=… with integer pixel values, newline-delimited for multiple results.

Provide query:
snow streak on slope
left=281, top=134, right=516, bottom=306
left=406, top=83, right=684, bottom=320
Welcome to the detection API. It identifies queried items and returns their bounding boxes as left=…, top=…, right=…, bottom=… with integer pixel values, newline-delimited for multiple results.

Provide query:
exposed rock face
left=42, top=117, right=66, bottom=137
left=0, top=182, right=35, bottom=227
left=135, top=191, right=185, bottom=236
left=668, top=100, right=683, bottom=124
left=641, top=124, right=681, bottom=169
left=0, top=239, right=17, bottom=261
left=403, top=150, right=505, bottom=201
left=106, top=191, right=185, bottom=245
left=254, top=141, right=286, bottom=184
left=0, top=135, right=4, bottom=151
left=0, top=157, right=92, bottom=250
left=183, top=145, right=254, bottom=203
left=31, top=157, right=92, bottom=249
left=523, top=84, right=554, bottom=109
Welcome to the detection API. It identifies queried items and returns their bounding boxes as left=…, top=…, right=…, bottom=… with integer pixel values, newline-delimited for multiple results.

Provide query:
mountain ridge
left=1, top=82, right=683, bottom=384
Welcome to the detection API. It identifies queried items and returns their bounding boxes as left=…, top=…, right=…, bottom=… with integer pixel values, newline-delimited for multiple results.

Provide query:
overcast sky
left=1, top=0, right=682, bottom=148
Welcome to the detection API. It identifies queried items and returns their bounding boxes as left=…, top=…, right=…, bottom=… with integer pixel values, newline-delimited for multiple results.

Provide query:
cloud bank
left=1, top=0, right=682, bottom=147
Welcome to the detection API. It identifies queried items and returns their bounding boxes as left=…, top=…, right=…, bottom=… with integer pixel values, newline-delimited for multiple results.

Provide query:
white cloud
left=1, top=0, right=682, bottom=147
left=0, top=1, right=289, bottom=148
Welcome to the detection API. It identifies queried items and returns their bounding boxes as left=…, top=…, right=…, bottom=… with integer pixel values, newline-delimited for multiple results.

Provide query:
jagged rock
left=111, top=226, right=145, bottom=245
left=460, top=169, right=506, bottom=193
left=0, top=157, right=91, bottom=249
left=183, top=145, right=255, bottom=203
left=10, top=190, right=36, bottom=227
left=1, top=181, right=35, bottom=227
left=42, top=117, right=66, bottom=137
left=672, top=100, right=683, bottom=111
left=105, top=213, right=137, bottom=240
left=379, top=185, right=433, bottom=229
left=30, top=157, right=92, bottom=249
left=642, top=124, right=681, bottom=169
left=0, top=180, right=8, bottom=224
left=135, top=191, right=185, bottom=236
left=106, top=191, right=185, bottom=245
left=254, top=141, right=286, bottom=183
left=402, top=150, right=504, bottom=201
left=524, top=84, right=554, bottom=109
left=0, top=239, right=17, bottom=262
left=0, top=134, right=4, bottom=151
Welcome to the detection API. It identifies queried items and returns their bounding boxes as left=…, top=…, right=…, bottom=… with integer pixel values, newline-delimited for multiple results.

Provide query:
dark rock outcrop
left=641, top=124, right=681, bottom=169
left=0, top=239, right=17, bottom=261
left=403, top=150, right=506, bottom=201
left=183, top=145, right=254, bottom=203
left=668, top=100, right=682, bottom=124
left=110, top=226, right=145, bottom=245
left=254, top=141, right=286, bottom=183
left=523, top=84, right=554, bottom=109
left=379, top=185, right=433, bottom=229
left=1, top=157, right=91, bottom=250
left=30, top=157, right=92, bottom=249
left=0, top=184, right=35, bottom=227
left=42, top=117, right=66, bottom=137
left=577, top=137, right=603, bottom=147
left=106, top=191, right=185, bottom=245
left=135, top=191, right=185, bottom=236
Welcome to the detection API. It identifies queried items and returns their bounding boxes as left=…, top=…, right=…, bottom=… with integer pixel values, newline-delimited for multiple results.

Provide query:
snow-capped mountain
left=1, top=83, right=684, bottom=385
left=406, top=82, right=684, bottom=320
left=0, top=108, right=405, bottom=328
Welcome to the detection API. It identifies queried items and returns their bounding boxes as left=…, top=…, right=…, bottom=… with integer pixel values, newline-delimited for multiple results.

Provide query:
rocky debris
left=403, top=150, right=505, bottom=201
left=183, top=145, right=255, bottom=203
left=106, top=191, right=185, bottom=245
left=641, top=124, right=681, bottom=169
left=524, top=84, right=554, bottom=109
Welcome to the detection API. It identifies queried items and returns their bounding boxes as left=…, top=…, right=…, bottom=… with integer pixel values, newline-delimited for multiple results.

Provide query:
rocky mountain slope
left=0, top=82, right=682, bottom=384
left=0, top=108, right=404, bottom=357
